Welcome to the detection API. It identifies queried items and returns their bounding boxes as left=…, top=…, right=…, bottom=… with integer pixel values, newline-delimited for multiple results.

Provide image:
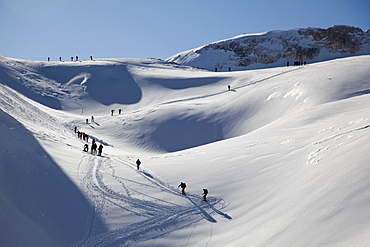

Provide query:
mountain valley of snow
left=1, top=49, right=370, bottom=246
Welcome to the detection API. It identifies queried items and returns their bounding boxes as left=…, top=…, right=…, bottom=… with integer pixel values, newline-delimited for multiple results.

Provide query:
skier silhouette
left=202, top=189, right=208, bottom=201
left=91, top=142, right=97, bottom=154
left=91, top=139, right=97, bottom=154
left=178, top=182, right=187, bottom=195
left=98, top=144, right=103, bottom=156
left=136, top=159, right=141, bottom=170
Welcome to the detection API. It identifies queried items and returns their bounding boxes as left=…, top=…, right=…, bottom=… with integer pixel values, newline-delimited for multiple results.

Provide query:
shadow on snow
left=0, top=109, right=107, bottom=247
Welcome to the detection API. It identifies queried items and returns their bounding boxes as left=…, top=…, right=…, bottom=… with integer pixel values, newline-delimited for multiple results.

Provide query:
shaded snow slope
left=0, top=108, right=106, bottom=246
left=0, top=55, right=370, bottom=246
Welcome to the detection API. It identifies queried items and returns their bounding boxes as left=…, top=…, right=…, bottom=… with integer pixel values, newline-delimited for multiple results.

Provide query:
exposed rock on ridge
left=167, top=25, right=370, bottom=71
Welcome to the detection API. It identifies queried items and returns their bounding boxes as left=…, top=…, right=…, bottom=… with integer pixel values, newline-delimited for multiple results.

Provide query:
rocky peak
left=167, top=25, right=370, bottom=71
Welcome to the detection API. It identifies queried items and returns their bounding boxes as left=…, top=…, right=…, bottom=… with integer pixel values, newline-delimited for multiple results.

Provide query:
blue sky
left=0, top=0, right=369, bottom=61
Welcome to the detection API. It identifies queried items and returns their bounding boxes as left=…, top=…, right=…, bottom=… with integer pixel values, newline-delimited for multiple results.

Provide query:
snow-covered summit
left=167, top=25, right=370, bottom=71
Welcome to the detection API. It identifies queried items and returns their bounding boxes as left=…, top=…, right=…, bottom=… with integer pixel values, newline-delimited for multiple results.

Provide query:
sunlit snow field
left=1, top=55, right=370, bottom=246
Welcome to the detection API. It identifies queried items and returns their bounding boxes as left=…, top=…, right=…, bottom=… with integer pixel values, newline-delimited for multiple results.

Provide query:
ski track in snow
left=307, top=118, right=370, bottom=165
left=73, top=151, right=230, bottom=246
left=313, top=124, right=370, bottom=146
left=160, top=66, right=304, bottom=105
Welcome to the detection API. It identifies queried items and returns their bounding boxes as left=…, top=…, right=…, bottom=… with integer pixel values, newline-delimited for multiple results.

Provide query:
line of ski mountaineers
left=47, top=56, right=93, bottom=62
left=74, top=126, right=103, bottom=156
left=75, top=110, right=209, bottom=201
left=214, top=60, right=307, bottom=71
left=76, top=110, right=123, bottom=155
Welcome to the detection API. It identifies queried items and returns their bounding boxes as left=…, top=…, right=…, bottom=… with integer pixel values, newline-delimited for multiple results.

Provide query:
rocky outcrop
left=300, top=26, right=366, bottom=54
left=167, top=25, right=370, bottom=70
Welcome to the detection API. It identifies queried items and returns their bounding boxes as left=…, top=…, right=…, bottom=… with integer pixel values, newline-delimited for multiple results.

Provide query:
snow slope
left=1, top=54, right=370, bottom=246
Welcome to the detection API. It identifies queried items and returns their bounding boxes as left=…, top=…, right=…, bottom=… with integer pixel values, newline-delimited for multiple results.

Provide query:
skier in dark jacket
left=91, top=138, right=96, bottom=154
left=98, top=144, right=103, bottom=156
left=91, top=142, right=97, bottom=154
left=136, top=159, right=141, bottom=170
left=202, top=189, right=208, bottom=201
left=178, top=182, right=187, bottom=195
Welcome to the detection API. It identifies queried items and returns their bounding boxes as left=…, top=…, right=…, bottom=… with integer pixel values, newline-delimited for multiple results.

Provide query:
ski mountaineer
left=91, top=142, right=97, bottom=154
left=98, top=144, right=103, bottom=156
left=202, top=189, right=208, bottom=201
left=178, top=182, right=187, bottom=195
left=136, top=159, right=141, bottom=170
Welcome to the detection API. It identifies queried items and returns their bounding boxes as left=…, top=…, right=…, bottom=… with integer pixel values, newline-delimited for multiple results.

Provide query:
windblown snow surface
left=1, top=55, right=370, bottom=246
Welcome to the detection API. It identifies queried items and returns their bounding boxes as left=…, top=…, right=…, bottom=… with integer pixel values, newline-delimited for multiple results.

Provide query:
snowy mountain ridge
left=167, top=25, right=370, bottom=71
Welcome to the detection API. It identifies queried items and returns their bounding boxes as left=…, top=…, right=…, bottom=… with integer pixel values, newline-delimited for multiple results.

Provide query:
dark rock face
left=300, top=26, right=366, bottom=54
